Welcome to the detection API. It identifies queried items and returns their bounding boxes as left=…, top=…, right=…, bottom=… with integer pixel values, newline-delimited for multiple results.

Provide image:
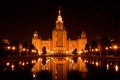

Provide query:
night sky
left=0, top=0, right=120, bottom=44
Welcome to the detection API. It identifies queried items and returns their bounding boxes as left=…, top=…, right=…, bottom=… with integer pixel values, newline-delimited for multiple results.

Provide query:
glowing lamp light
left=79, top=51, right=83, bottom=54
left=12, top=46, right=16, bottom=50
left=92, top=49, right=94, bottom=52
left=38, top=51, right=41, bottom=55
left=115, top=65, right=119, bottom=72
left=51, top=51, right=53, bottom=54
left=106, top=64, right=109, bottom=71
left=6, top=62, right=10, bottom=66
left=22, top=48, right=26, bottom=51
left=33, top=73, right=36, bottom=78
left=105, top=47, right=109, bottom=50
left=31, top=60, right=34, bottom=64
left=92, top=61, right=94, bottom=65
left=26, top=49, right=29, bottom=52
left=26, top=62, right=28, bottom=65
left=66, top=57, right=69, bottom=60
left=84, top=50, right=87, bottom=53
left=95, top=48, right=99, bottom=52
left=11, top=64, right=15, bottom=71
left=113, top=45, right=118, bottom=50
left=22, top=62, right=25, bottom=66
left=95, top=61, right=99, bottom=66
left=7, top=46, right=11, bottom=50
left=66, top=51, right=68, bottom=54
left=31, top=49, right=37, bottom=53
left=109, top=46, right=112, bottom=49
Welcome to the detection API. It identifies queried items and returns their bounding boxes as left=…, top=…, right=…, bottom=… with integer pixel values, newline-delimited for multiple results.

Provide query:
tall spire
left=56, top=7, right=64, bottom=30
left=57, top=8, right=63, bottom=22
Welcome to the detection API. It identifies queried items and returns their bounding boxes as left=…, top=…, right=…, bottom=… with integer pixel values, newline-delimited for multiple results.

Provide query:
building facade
left=32, top=10, right=87, bottom=55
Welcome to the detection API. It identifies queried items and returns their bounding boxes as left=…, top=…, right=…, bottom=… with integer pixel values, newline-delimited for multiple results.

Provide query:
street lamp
left=113, top=45, right=118, bottom=50
left=12, top=46, right=16, bottom=50
left=7, top=46, right=11, bottom=50
left=105, top=47, right=109, bottom=55
left=12, top=46, right=16, bottom=56
left=113, top=45, right=118, bottom=56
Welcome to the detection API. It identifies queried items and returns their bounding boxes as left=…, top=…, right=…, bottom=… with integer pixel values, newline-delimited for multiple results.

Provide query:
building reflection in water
left=32, top=56, right=88, bottom=80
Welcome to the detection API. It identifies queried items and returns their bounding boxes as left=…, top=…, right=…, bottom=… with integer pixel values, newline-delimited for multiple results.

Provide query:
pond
left=0, top=56, right=120, bottom=80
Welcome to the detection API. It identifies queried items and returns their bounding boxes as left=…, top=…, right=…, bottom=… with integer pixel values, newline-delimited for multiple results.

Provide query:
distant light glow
left=6, top=62, right=10, bottom=66
left=66, top=57, right=69, bottom=60
left=113, top=45, right=118, bottom=50
left=106, top=64, right=109, bottom=71
left=92, top=61, right=94, bottom=65
left=7, top=46, right=11, bottom=50
left=22, top=48, right=26, bottom=51
left=105, top=47, right=109, bottom=50
left=95, top=61, right=99, bottom=66
left=11, top=64, right=15, bottom=71
left=95, top=48, right=99, bottom=52
left=22, top=62, right=25, bottom=66
left=12, top=46, right=16, bottom=50
left=115, top=65, right=119, bottom=72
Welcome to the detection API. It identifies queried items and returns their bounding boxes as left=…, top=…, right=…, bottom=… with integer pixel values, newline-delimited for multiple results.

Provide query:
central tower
left=52, top=9, right=67, bottom=53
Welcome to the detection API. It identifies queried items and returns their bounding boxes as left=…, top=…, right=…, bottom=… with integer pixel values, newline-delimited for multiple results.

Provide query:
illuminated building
left=32, top=9, right=87, bottom=55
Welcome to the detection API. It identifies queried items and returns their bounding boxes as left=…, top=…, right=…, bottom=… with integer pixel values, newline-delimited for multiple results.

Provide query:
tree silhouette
left=72, top=48, right=78, bottom=55
left=23, top=41, right=29, bottom=49
left=100, top=36, right=111, bottom=55
left=91, top=40, right=98, bottom=49
left=85, top=43, right=90, bottom=51
left=42, top=46, right=47, bottom=55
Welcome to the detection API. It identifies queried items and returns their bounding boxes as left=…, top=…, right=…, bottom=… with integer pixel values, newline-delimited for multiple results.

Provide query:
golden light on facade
left=66, top=51, right=68, bottom=54
left=7, top=46, right=11, bottom=50
left=78, top=57, right=81, bottom=60
left=84, top=60, right=87, bottom=63
left=51, top=51, right=53, bottom=54
left=38, top=51, right=41, bottom=55
left=32, top=9, right=87, bottom=55
left=31, top=60, right=34, bottom=64
left=32, top=49, right=37, bottom=53
left=46, top=59, right=50, bottom=62
left=69, top=59, right=72, bottom=62
left=78, top=51, right=83, bottom=54
left=84, top=50, right=87, bottom=53
left=66, top=57, right=69, bottom=60
left=115, top=65, right=119, bottom=72
left=38, top=58, right=41, bottom=61
left=6, top=62, right=10, bottom=66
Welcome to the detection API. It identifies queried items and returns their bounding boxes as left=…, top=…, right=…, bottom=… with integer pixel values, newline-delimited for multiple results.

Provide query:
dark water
left=0, top=56, right=120, bottom=80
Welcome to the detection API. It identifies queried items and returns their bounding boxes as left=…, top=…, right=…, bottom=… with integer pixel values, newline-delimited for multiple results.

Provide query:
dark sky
left=0, top=0, right=120, bottom=44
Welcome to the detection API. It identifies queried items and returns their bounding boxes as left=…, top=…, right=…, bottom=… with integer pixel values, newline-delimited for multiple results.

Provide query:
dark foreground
left=0, top=55, right=120, bottom=80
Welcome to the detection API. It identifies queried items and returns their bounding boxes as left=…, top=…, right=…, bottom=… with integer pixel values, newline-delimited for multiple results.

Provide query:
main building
left=32, top=9, right=87, bottom=55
